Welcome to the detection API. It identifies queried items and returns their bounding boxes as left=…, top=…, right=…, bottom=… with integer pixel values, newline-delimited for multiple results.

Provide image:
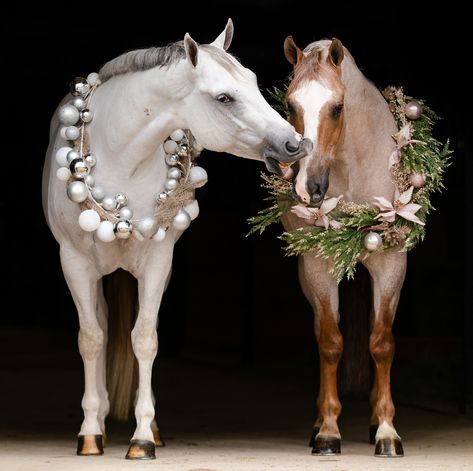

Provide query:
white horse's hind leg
left=60, top=245, right=104, bottom=456
left=126, top=243, right=174, bottom=460
left=95, top=280, right=109, bottom=445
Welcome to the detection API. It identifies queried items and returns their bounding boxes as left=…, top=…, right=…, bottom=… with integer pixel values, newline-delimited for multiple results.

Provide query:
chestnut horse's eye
left=332, top=103, right=343, bottom=119
left=287, top=101, right=295, bottom=115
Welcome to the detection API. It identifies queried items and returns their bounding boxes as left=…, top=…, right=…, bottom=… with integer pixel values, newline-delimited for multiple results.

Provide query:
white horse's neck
left=86, top=62, right=191, bottom=217
left=331, top=57, right=398, bottom=202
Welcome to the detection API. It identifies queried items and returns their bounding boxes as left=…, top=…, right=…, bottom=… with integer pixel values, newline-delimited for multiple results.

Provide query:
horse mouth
left=263, top=156, right=283, bottom=175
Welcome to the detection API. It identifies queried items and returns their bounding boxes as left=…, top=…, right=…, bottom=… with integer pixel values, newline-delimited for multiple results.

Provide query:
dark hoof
left=375, top=437, right=404, bottom=457
left=126, top=439, right=156, bottom=460
left=77, top=435, right=104, bottom=455
left=369, top=424, right=377, bottom=444
left=312, top=435, right=341, bottom=455
left=308, top=427, right=319, bottom=447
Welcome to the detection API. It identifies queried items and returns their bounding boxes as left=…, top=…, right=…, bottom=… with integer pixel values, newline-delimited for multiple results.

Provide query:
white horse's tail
left=104, top=269, right=138, bottom=421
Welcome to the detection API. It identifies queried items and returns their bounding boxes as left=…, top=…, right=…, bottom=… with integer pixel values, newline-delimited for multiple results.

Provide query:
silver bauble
left=58, top=104, right=80, bottom=126
left=66, top=149, right=80, bottom=163
left=364, top=232, right=383, bottom=251
left=165, top=153, right=180, bottom=166
left=119, top=206, right=133, bottom=220
left=404, top=101, right=423, bottom=120
left=113, top=219, right=133, bottom=239
left=409, top=172, right=426, bottom=188
left=65, top=126, right=80, bottom=141
left=102, top=196, right=117, bottom=211
left=80, top=109, right=94, bottom=123
left=164, top=178, right=179, bottom=191
left=87, top=72, right=100, bottom=86
left=71, top=96, right=87, bottom=111
left=176, top=144, right=188, bottom=157
left=91, top=185, right=105, bottom=202
left=172, top=209, right=191, bottom=231
left=67, top=181, right=88, bottom=202
left=70, top=77, right=90, bottom=96
left=156, top=191, right=169, bottom=203
left=84, top=174, right=95, bottom=187
left=69, top=159, right=89, bottom=179
left=84, top=154, right=96, bottom=167
left=115, top=192, right=128, bottom=208
left=167, top=167, right=182, bottom=180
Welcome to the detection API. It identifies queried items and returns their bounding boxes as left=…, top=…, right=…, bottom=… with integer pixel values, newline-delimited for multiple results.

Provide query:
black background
left=4, top=2, right=471, bottom=414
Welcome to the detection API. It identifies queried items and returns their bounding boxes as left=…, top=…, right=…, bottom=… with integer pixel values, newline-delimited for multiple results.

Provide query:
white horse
left=42, top=20, right=311, bottom=459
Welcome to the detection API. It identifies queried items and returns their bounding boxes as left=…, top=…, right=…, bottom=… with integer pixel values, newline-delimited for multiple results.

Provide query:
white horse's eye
left=216, top=93, right=233, bottom=104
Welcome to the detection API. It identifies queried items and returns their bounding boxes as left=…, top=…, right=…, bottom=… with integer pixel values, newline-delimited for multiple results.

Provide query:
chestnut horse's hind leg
left=299, top=254, right=342, bottom=455
left=363, top=251, right=406, bottom=457
left=60, top=245, right=104, bottom=456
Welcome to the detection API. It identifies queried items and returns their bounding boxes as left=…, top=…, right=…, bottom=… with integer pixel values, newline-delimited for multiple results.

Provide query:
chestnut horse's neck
left=329, top=53, right=398, bottom=203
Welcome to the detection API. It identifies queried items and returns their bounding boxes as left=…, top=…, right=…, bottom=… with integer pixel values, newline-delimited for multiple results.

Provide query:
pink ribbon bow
left=373, top=186, right=425, bottom=225
left=291, top=195, right=343, bottom=229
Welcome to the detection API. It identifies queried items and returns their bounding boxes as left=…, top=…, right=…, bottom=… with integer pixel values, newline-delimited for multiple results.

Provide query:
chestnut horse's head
left=284, top=37, right=345, bottom=205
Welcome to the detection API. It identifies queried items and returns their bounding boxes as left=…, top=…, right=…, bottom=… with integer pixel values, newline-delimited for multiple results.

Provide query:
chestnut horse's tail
left=339, top=266, right=373, bottom=397
left=104, top=269, right=138, bottom=421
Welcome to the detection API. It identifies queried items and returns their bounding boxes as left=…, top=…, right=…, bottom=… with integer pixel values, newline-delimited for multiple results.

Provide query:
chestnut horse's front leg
left=363, top=250, right=407, bottom=457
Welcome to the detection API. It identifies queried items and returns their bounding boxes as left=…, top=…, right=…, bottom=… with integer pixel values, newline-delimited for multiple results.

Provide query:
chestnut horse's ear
left=284, top=36, right=303, bottom=66
left=328, top=38, right=344, bottom=67
left=184, top=33, right=199, bottom=67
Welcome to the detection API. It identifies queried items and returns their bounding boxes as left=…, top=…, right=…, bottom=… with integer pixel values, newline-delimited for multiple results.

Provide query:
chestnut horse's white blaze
left=42, top=20, right=310, bottom=460
left=292, top=81, right=333, bottom=203
left=282, top=36, right=406, bottom=457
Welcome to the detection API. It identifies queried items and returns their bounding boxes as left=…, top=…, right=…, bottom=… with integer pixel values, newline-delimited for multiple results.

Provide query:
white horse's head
left=179, top=20, right=312, bottom=172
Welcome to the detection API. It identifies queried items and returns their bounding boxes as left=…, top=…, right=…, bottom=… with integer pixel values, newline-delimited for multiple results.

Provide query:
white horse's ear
left=211, top=18, right=234, bottom=51
left=184, top=33, right=199, bottom=67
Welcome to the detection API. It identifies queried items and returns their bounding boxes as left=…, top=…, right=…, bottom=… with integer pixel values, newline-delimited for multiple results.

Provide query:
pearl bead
left=170, top=129, right=185, bottom=141
left=114, top=219, right=133, bottom=239
left=71, top=97, right=87, bottom=111
left=65, top=126, right=80, bottom=141
left=67, top=149, right=80, bottom=163
left=58, top=104, right=80, bottom=126
left=115, top=192, right=128, bottom=208
left=405, top=101, right=423, bottom=120
left=184, top=200, right=199, bottom=220
left=80, top=109, right=93, bottom=123
left=164, top=139, right=178, bottom=154
left=156, top=191, right=169, bottom=203
left=165, top=178, right=179, bottom=191
left=67, top=181, right=88, bottom=202
left=176, top=144, right=188, bottom=157
left=165, top=154, right=179, bottom=166
left=60, top=127, right=68, bottom=139
left=97, top=220, right=116, bottom=242
left=91, top=185, right=105, bottom=202
left=102, top=196, right=117, bottom=211
left=84, top=174, right=95, bottom=187
left=153, top=227, right=166, bottom=242
left=189, top=166, right=208, bottom=187
left=55, top=146, right=73, bottom=166
left=69, top=158, right=89, bottom=179
left=85, top=154, right=96, bottom=167
left=119, top=206, right=133, bottom=219
left=70, top=77, right=90, bottom=96
left=87, top=72, right=100, bottom=86
left=56, top=167, right=72, bottom=181
left=409, top=172, right=426, bottom=188
left=172, top=209, right=191, bottom=231
left=167, top=167, right=182, bottom=180
left=138, top=217, right=155, bottom=236
left=364, top=232, right=383, bottom=251
left=78, top=209, right=101, bottom=231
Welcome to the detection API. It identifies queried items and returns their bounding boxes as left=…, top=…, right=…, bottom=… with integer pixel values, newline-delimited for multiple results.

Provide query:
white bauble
left=96, top=221, right=116, bottom=242
left=78, top=209, right=101, bottom=232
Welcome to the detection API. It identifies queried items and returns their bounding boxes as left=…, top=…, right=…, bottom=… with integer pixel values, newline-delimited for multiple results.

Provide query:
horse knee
left=131, top=328, right=158, bottom=361
left=370, top=330, right=394, bottom=363
left=319, top=330, right=343, bottom=364
left=78, top=328, right=104, bottom=360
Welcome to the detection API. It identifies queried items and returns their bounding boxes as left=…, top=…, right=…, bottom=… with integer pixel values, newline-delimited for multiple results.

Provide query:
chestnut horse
left=282, top=37, right=405, bottom=457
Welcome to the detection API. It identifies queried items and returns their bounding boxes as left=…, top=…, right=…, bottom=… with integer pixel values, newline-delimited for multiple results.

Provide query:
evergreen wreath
left=248, top=87, right=452, bottom=283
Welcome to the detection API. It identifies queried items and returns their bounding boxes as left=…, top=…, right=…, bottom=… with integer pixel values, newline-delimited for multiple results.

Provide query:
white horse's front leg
left=126, top=243, right=173, bottom=460
left=60, top=245, right=104, bottom=456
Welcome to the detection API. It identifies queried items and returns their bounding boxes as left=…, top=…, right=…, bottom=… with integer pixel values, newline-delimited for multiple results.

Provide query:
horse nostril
left=307, top=182, right=324, bottom=204
left=285, top=139, right=300, bottom=154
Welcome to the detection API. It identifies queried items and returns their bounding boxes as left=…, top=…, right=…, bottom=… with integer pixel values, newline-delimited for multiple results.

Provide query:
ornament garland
left=55, top=74, right=207, bottom=243
left=248, top=87, right=452, bottom=282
